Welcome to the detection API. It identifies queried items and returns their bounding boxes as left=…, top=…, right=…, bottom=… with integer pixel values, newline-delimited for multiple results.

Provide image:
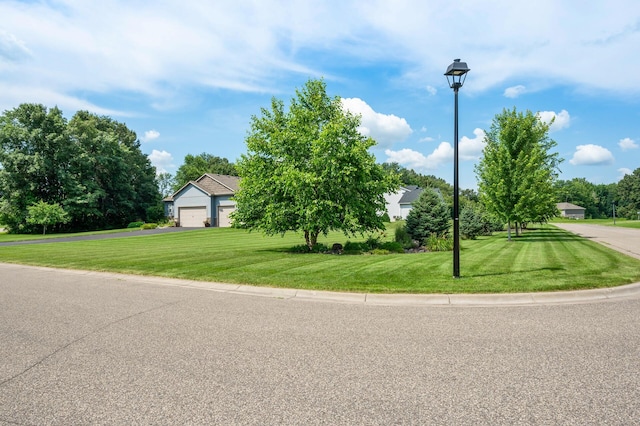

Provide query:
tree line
left=0, top=104, right=161, bottom=233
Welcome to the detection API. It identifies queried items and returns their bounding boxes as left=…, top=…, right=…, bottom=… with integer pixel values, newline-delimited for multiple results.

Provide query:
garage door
left=179, top=206, right=207, bottom=227
left=218, top=206, right=235, bottom=227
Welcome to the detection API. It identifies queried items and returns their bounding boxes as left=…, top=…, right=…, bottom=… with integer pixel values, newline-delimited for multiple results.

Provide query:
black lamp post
left=445, top=58, right=470, bottom=278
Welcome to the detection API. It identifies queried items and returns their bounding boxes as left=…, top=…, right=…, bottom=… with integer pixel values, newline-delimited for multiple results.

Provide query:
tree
left=405, top=188, right=451, bottom=246
left=0, top=104, right=160, bottom=233
left=232, top=79, right=399, bottom=250
left=156, top=172, right=176, bottom=197
left=26, top=201, right=70, bottom=235
left=617, top=168, right=640, bottom=219
left=476, top=108, right=561, bottom=240
left=0, top=104, right=72, bottom=232
left=173, top=153, right=237, bottom=189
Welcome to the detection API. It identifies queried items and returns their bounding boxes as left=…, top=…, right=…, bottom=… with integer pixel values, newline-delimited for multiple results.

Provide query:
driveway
left=1, top=263, right=640, bottom=424
left=553, top=222, right=640, bottom=260
left=0, top=226, right=201, bottom=246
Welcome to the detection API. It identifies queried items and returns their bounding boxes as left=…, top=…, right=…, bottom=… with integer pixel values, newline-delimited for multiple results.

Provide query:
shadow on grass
left=512, top=228, right=586, bottom=242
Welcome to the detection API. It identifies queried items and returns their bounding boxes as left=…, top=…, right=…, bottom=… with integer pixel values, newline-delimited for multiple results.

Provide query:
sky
left=1, top=0, right=639, bottom=190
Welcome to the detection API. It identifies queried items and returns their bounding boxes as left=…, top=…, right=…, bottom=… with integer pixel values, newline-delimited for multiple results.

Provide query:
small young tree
left=26, top=201, right=70, bottom=235
left=405, top=188, right=450, bottom=246
left=460, top=205, right=485, bottom=239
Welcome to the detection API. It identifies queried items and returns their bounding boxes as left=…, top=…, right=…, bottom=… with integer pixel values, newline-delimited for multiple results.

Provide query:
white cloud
left=459, top=128, right=486, bottom=160
left=148, top=149, right=175, bottom=173
left=618, top=137, right=638, bottom=151
left=618, top=167, right=632, bottom=178
left=385, top=128, right=485, bottom=171
left=504, top=85, right=526, bottom=98
left=141, top=130, right=160, bottom=142
left=569, top=144, right=614, bottom=166
left=425, top=85, right=437, bottom=96
left=2, top=0, right=640, bottom=119
left=537, top=110, right=571, bottom=132
left=341, top=97, right=412, bottom=147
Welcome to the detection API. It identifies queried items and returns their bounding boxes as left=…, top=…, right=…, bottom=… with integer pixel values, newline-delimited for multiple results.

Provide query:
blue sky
left=1, top=1, right=639, bottom=190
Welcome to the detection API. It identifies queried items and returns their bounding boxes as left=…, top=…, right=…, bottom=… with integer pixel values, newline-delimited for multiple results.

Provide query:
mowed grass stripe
left=1, top=225, right=639, bottom=293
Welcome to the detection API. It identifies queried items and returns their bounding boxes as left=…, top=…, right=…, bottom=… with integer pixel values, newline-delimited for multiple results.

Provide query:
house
left=384, top=185, right=424, bottom=221
left=164, top=174, right=239, bottom=227
left=556, top=202, right=586, bottom=219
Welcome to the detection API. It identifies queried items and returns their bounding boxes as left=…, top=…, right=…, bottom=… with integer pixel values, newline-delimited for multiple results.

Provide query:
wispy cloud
left=1, top=0, right=640, bottom=115
left=141, top=130, right=160, bottom=143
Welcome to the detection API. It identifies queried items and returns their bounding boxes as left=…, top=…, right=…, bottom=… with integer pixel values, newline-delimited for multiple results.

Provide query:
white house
left=384, top=185, right=424, bottom=221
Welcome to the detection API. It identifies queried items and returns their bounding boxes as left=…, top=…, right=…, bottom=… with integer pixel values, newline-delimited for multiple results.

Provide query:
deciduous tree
left=475, top=108, right=561, bottom=240
left=26, top=201, right=70, bottom=235
left=173, top=153, right=237, bottom=189
left=232, top=79, right=398, bottom=250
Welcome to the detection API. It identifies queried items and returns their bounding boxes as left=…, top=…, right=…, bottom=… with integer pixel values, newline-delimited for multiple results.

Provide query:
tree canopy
left=475, top=108, right=562, bottom=239
left=231, top=79, right=399, bottom=249
left=617, top=167, right=640, bottom=219
left=0, top=104, right=160, bottom=233
left=173, top=153, right=237, bottom=190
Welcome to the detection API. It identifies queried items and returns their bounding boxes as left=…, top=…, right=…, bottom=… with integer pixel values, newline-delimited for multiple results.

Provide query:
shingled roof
left=164, top=174, right=240, bottom=201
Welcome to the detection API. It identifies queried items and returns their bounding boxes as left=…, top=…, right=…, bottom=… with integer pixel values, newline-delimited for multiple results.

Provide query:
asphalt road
left=2, top=263, right=640, bottom=425
left=553, top=222, right=640, bottom=260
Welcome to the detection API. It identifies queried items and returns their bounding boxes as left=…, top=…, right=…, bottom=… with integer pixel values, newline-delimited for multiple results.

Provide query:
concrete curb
left=4, top=263, right=640, bottom=307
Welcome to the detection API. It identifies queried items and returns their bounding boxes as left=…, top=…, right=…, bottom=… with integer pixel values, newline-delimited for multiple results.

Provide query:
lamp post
left=445, top=59, right=470, bottom=278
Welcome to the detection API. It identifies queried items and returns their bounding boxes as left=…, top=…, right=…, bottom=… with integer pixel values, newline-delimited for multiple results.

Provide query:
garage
left=179, top=206, right=207, bottom=227
left=218, top=205, right=235, bottom=227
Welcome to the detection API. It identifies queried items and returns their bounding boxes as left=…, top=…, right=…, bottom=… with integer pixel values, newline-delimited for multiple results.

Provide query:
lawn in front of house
left=0, top=225, right=638, bottom=293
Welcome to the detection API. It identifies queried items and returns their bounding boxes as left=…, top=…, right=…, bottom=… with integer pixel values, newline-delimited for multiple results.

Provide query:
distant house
left=556, top=202, right=586, bottom=219
left=163, top=174, right=239, bottom=227
left=384, top=185, right=425, bottom=221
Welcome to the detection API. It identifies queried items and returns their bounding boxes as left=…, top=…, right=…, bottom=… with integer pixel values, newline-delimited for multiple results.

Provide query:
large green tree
left=617, top=168, right=640, bottom=219
left=0, top=104, right=160, bottom=232
left=232, top=79, right=399, bottom=250
left=476, top=108, right=562, bottom=240
left=173, top=153, right=237, bottom=190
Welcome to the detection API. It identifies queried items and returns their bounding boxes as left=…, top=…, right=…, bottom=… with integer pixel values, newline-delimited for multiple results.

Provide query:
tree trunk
left=515, top=222, right=520, bottom=237
left=304, top=230, right=319, bottom=251
left=507, top=221, right=512, bottom=241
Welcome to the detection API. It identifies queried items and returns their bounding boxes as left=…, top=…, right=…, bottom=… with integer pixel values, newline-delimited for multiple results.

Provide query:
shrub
left=379, top=212, right=391, bottom=223
left=406, top=188, right=451, bottom=245
left=379, top=241, right=405, bottom=253
left=394, top=225, right=414, bottom=249
left=141, top=223, right=158, bottom=230
left=425, top=234, right=454, bottom=252
left=127, top=221, right=144, bottom=229
left=288, top=243, right=329, bottom=253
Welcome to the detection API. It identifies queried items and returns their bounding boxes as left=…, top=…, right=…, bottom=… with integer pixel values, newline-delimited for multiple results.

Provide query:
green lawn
left=1, top=225, right=639, bottom=293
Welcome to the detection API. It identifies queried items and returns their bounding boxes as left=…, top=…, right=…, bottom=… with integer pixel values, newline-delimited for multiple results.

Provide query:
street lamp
left=445, top=58, right=470, bottom=278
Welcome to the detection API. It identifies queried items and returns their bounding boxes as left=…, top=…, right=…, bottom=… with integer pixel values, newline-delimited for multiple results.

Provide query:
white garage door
left=179, top=206, right=207, bottom=227
left=218, top=206, right=235, bottom=227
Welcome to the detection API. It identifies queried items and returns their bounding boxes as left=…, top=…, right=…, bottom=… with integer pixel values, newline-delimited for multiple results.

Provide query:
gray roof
left=164, top=174, right=240, bottom=201
left=556, top=202, right=585, bottom=211
left=398, top=186, right=423, bottom=205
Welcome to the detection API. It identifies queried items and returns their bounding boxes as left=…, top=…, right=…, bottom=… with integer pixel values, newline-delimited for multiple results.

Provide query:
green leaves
left=232, top=79, right=399, bottom=249
left=0, top=104, right=159, bottom=233
left=476, top=108, right=562, bottom=238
